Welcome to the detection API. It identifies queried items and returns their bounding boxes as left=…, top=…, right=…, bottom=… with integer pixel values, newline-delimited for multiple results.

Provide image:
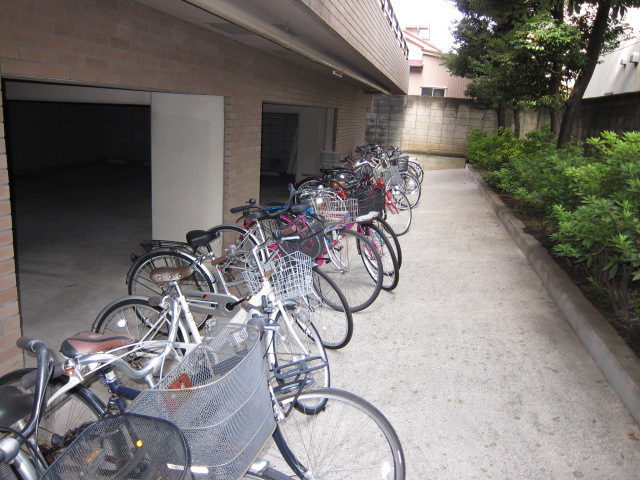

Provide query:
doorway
left=260, top=103, right=335, bottom=204
left=3, top=80, right=224, bottom=349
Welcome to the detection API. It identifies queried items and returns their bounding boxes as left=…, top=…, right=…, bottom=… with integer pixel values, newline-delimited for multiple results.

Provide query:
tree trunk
left=497, top=103, right=507, bottom=131
left=513, top=108, right=521, bottom=138
left=557, top=2, right=611, bottom=147
left=549, top=2, right=563, bottom=136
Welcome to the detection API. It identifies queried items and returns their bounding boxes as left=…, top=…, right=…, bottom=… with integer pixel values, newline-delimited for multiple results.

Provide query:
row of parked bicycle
left=0, top=145, right=422, bottom=479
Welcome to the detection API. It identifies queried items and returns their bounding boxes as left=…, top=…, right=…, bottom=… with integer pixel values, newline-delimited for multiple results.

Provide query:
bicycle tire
left=270, top=310, right=330, bottom=415
left=319, top=228, right=383, bottom=312
left=126, top=249, right=216, bottom=328
left=292, top=266, right=353, bottom=349
left=397, top=171, right=421, bottom=208
left=91, top=296, right=189, bottom=388
left=358, top=222, right=399, bottom=291
left=0, top=369, right=105, bottom=466
left=407, top=159, right=424, bottom=184
left=270, top=388, right=406, bottom=479
left=383, top=189, right=412, bottom=236
left=372, top=217, right=402, bottom=269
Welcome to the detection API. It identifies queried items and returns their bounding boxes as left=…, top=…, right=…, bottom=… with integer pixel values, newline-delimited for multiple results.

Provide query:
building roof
left=403, top=29, right=442, bottom=55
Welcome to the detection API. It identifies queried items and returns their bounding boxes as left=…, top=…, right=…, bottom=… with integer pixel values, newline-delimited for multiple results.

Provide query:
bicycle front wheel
left=320, top=228, right=383, bottom=312
left=372, top=217, right=402, bottom=269
left=383, top=189, right=412, bottom=236
left=273, top=388, right=406, bottom=480
left=296, top=267, right=353, bottom=349
left=203, top=224, right=261, bottom=297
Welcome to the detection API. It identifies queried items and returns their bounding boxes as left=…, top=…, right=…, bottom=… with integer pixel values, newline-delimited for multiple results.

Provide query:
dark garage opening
left=4, top=98, right=152, bottom=345
left=260, top=111, right=298, bottom=203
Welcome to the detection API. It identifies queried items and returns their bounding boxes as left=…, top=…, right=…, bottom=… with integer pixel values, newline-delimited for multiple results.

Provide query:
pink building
left=404, top=27, right=470, bottom=98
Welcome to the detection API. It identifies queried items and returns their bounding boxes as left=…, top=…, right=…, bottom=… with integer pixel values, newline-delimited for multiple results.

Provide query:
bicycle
left=239, top=199, right=387, bottom=312
left=2, top=315, right=405, bottom=478
left=123, top=224, right=353, bottom=350
left=126, top=190, right=385, bottom=313
left=95, top=239, right=332, bottom=413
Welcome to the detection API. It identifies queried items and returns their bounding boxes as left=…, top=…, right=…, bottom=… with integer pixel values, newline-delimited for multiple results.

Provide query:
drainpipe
left=186, top=0, right=392, bottom=95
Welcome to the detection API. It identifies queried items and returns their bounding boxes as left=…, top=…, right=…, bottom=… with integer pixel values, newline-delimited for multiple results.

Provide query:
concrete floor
left=15, top=162, right=291, bottom=351
left=14, top=163, right=640, bottom=479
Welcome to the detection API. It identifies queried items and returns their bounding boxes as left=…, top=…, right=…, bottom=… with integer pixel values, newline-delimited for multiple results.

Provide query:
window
left=420, top=87, right=446, bottom=97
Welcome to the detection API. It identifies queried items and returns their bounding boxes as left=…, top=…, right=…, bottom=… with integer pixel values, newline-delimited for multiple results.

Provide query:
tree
left=442, top=0, right=636, bottom=145
left=557, top=1, right=637, bottom=147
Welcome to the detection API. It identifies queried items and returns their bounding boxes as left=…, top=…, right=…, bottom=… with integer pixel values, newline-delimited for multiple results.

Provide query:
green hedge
left=467, top=128, right=640, bottom=323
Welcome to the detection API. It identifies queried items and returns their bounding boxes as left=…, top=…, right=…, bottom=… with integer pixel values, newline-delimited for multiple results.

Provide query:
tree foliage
left=441, top=0, right=636, bottom=144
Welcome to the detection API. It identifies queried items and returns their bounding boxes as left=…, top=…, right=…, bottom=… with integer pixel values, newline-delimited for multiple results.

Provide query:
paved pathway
left=329, top=168, right=640, bottom=479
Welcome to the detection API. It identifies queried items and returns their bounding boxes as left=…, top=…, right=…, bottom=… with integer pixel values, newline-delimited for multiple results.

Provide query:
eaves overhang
left=135, top=0, right=408, bottom=94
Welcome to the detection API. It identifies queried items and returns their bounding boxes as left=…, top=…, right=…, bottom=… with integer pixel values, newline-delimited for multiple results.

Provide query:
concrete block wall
left=367, top=95, right=550, bottom=155
left=0, top=0, right=376, bottom=373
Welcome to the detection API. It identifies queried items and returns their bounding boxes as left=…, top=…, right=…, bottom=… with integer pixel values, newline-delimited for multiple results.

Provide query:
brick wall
left=0, top=84, right=20, bottom=376
left=0, top=0, right=376, bottom=372
left=301, top=0, right=409, bottom=92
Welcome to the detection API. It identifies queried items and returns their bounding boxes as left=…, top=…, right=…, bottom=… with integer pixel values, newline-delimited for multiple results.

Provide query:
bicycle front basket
left=41, top=413, right=190, bottom=480
left=127, top=323, right=274, bottom=480
left=353, top=186, right=385, bottom=218
left=311, top=195, right=357, bottom=226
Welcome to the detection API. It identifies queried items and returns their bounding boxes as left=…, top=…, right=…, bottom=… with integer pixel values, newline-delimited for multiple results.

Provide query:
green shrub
left=466, top=128, right=521, bottom=183
left=550, top=131, right=640, bottom=320
left=493, top=127, right=586, bottom=214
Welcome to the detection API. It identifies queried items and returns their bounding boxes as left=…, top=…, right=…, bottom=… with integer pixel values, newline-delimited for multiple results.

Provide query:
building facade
left=403, top=27, right=470, bottom=98
left=0, top=0, right=408, bottom=373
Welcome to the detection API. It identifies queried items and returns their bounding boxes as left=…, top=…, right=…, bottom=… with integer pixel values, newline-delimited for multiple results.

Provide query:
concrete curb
left=467, top=165, right=640, bottom=426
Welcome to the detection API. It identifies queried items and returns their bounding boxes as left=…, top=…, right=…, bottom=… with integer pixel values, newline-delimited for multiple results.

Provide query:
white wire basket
left=242, top=250, right=314, bottom=302
left=127, top=323, right=274, bottom=480
left=311, top=196, right=357, bottom=226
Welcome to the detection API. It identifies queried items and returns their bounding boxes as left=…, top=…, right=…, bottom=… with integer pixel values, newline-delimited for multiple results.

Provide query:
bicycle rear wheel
left=91, top=296, right=189, bottom=388
left=357, top=222, right=399, bottom=291
left=127, top=249, right=215, bottom=328
left=271, top=388, right=406, bottom=479
left=319, top=228, right=383, bottom=312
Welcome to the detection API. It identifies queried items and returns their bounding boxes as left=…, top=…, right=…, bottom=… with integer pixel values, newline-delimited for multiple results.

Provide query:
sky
left=390, top=0, right=463, bottom=52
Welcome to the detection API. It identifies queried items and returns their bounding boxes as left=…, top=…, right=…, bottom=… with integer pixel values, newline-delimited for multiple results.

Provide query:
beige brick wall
left=301, top=0, right=409, bottom=92
left=0, top=0, right=376, bottom=371
left=0, top=84, right=20, bottom=376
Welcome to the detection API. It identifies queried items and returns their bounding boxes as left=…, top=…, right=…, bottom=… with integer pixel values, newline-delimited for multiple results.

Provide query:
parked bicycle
left=1, top=308, right=405, bottom=478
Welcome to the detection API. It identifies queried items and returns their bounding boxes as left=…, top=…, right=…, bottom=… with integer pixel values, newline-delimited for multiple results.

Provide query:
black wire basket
left=352, top=185, right=385, bottom=218
left=41, top=413, right=191, bottom=480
